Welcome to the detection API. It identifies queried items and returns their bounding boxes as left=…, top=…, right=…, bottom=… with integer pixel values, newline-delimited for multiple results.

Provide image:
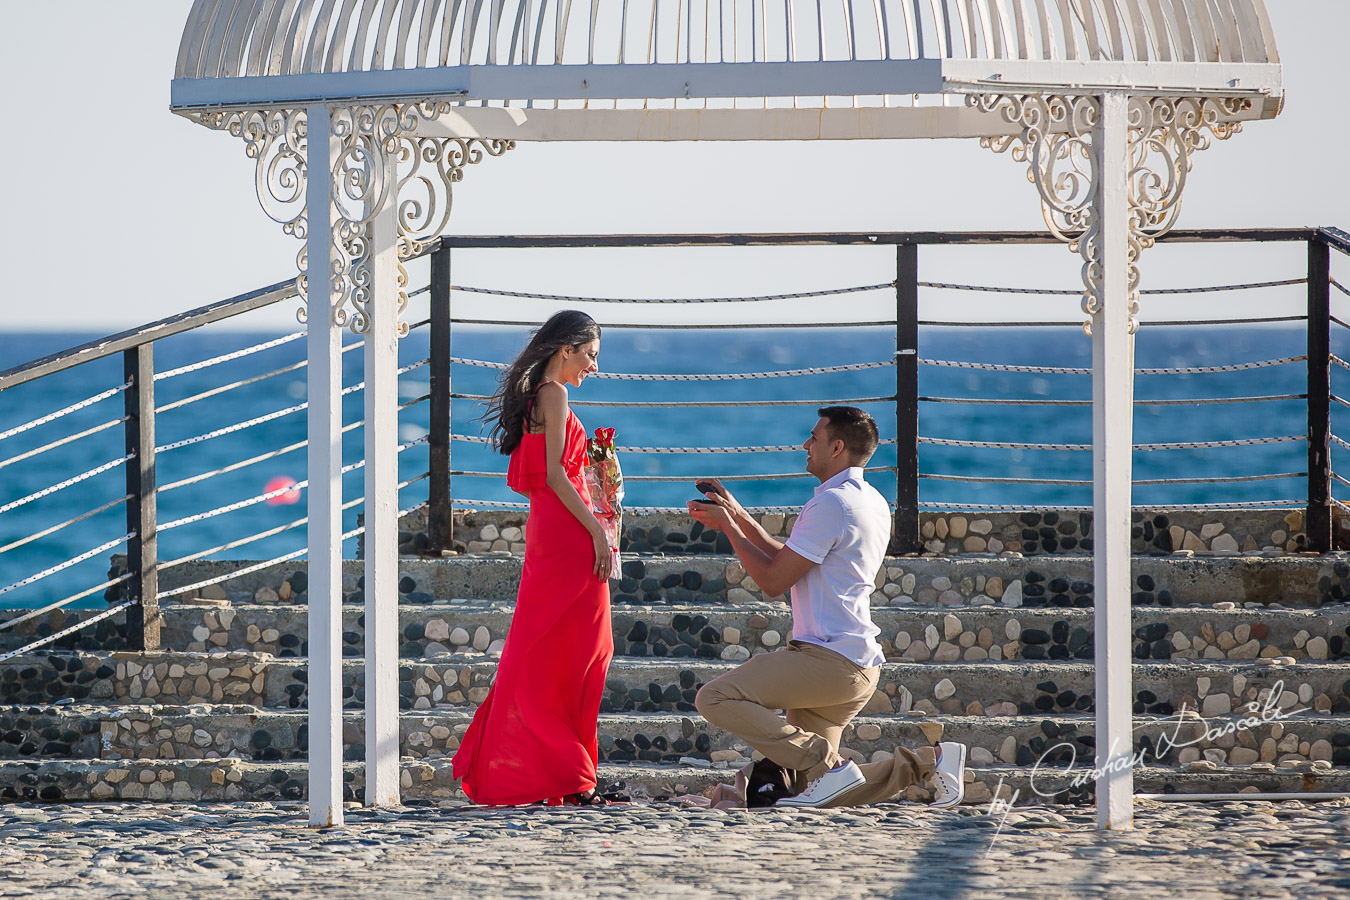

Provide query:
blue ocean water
left=0, top=323, right=1333, bottom=610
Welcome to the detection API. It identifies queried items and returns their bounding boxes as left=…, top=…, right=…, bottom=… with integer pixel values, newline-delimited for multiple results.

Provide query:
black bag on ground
left=745, top=758, right=796, bottom=808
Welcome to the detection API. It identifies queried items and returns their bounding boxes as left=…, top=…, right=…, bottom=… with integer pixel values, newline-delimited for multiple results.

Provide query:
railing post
left=894, top=242, right=920, bottom=554
left=1308, top=235, right=1332, bottom=552
left=428, top=245, right=454, bottom=553
left=123, top=345, right=159, bottom=651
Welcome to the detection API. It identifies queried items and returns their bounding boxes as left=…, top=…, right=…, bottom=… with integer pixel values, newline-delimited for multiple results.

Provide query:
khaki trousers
left=696, top=640, right=932, bottom=805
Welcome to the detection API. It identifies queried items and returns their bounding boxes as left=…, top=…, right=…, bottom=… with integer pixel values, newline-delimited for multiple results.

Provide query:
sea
left=0, top=323, right=1330, bottom=610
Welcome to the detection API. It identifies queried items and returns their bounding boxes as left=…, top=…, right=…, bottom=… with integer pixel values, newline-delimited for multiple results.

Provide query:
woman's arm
left=536, top=381, right=612, bottom=582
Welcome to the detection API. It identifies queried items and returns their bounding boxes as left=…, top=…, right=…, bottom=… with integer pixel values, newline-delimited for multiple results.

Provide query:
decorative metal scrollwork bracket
left=190, top=104, right=514, bottom=334
left=968, top=93, right=1249, bottom=334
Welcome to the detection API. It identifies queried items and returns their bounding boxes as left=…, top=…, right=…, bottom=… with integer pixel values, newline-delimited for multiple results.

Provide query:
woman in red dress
left=452, top=310, right=615, bottom=805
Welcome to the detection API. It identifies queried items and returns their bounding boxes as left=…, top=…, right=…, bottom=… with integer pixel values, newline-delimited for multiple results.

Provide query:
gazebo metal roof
left=172, top=0, right=1282, bottom=140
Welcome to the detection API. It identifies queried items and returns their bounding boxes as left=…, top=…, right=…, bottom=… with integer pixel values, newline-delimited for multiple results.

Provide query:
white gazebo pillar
left=974, top=90, right=1249, bottom=830
left=363, top=142, right=402, bottom=808
left=305, top=103, right=346, bottom=828
left=1090, top=92, right=1136, bottom=831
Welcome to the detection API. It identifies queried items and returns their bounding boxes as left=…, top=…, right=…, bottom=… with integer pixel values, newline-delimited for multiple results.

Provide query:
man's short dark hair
left=817, top=406, right=880, bottom=464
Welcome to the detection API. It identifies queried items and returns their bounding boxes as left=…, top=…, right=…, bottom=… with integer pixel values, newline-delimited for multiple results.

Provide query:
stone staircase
left=3, top=508, right=1350, bottom=806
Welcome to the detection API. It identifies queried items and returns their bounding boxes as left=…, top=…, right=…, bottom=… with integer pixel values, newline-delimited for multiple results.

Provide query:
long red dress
left=451, top=405, right=614, bottom=805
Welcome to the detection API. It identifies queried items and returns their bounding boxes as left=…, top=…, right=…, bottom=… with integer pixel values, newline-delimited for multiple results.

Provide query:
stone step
left=145, top=601, right=1350, bottom=664
left=3, top=756, right=1348, bottom=805
left=125, top=551, right=1350, bottom=613
left=8, top=600, right=1350, bottom=669
left=7, top=704, right=1349, bottom=773
left=417, top=506, right=1318, bottom=560
left=5, top=650, right=1350, bottom=718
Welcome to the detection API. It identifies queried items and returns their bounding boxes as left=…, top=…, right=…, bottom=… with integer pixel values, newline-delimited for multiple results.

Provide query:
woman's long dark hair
left=484, top=310, right=602, bottom=455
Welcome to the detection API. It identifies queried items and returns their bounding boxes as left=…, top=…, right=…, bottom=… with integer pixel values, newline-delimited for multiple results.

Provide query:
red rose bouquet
left=585, top=427, right=624, bottom=572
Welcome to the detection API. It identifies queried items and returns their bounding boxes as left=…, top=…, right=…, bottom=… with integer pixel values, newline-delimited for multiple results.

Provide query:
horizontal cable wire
left=450, top=393, right=896, bottom=408
left=0, top=533, right=133, bottom=601
left=453, top=434, right=893, bottom=453
left=451, top=317, right=896, bottom=330
left=156, top=359, right=306, bottom=414
left=158, top=516, right=308, bottom=574
left=159, top=482, right=311, bottom=532
left=0, top=572, right=135, bottom=634
left=922, top=472, right=1091, bottom=485
left=160, top=336, right=364, bottom=420
left=0, top=495, right=130, bottom=557
left=157, top=405, right=413, bottom=496
left=917, top=499, right=1302, bottom=512
left=452, top=357, right=896, bottom=380
left=450, top=282, right=893, bottom=304
left=157, top=499, right=423, bottom=602
left=449, top=278, right=1302, bottom=305
left=156, top=401, right=308, bottom=453
left=919, top=393, right=1306, bottom=407
left=1332, top=315, right=1350, bottom=332
left=1333, top=354, right=1350, bottom=372
left=1333, top=279, right=1349, bottom=299
left=918, top=277, right=1305, bottom=297
left=154, top=332, right=304, bottom=381
left=156, top=457, right=422, bottom=575
left=1334, top=473, right=1350, bottom=491
left=917, top=356, right=1306, bottom=376
left=0, top=600, right=136, bottom=664
left=0, top=454, right=133, bottom=516
left=920, top=315, right=1307, bottom=328
left=1332, top=434, right=1350, bottom=453
left=156, top=357, right=373, bottom=453
left=451, top=466, right=896, bottom=482
left=0, top=416, right=128, bottom=472
left=158, top=439, right=306, bottom=495
left=0, top=382, right=131, bottom=444
left=921, top=471, right=1304, bottom=486
left=1134, top=472, right=1305, bottom=485
left=918, top=358, right=1090, bottom=375
left=159, top=549, right=308, bottom=601
left=918, top=435, right=1304, bottom=451
left=1333, top=395, right=1350, bottom=412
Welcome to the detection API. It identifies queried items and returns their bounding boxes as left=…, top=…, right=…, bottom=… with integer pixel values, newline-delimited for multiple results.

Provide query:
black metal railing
left=0, top=227, right=1346, bottom=659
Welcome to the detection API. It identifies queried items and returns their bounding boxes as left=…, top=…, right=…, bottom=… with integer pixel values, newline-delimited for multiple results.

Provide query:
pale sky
left=0, top=2, right=1345, bottom=338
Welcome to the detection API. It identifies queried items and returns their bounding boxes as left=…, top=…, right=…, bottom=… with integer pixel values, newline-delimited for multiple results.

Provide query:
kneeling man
left=687, top=406, right=965, bottom=808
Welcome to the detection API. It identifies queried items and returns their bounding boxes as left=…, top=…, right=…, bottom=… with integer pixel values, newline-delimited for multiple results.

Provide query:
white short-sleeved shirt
left=783, top=466, right=890, bottom=668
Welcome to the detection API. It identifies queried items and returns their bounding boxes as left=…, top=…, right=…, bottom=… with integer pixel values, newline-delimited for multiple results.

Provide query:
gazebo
left=170, top=0, right=1283, bottom=829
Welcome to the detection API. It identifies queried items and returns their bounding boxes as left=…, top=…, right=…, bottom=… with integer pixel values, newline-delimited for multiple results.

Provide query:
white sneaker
left=930, top=742, right=967, bottom=809
left=775, top=761, right=866, bottom=808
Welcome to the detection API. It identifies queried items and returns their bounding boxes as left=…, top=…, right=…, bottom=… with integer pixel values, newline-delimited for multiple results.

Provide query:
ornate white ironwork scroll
left=190, top=105, right=514, bottom=333
left=969, top=94, right=1249, bottom=334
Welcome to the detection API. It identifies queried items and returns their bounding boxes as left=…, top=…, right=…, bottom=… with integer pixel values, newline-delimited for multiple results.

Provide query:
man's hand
left=696, top=478, right=747, bottom=518
left=686, top=498, right=734, bottom=532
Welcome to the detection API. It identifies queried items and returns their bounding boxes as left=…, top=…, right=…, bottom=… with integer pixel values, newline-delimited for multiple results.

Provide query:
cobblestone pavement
left=2, top=799, right=1349, bottom=899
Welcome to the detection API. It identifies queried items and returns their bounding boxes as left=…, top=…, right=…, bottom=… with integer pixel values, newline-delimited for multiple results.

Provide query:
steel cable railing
left=153, top=331, right=304, bottom=381
left=0, top=495, right=131, bottom=558
left=450, top=356, right=898, bottom=379
left=0, top=600, right=136, bottom=665
left=0, top=382, right=130, bottom=444
left=0, top=230, right=1339, bottom=662
left=0, top=533, right=135, bottom=603
left=0, top=416, right=129, bottom=472
left=0, top=454, right=134, bottom=516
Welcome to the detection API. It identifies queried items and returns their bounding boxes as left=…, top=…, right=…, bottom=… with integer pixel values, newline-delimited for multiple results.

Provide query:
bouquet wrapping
left=585, top=427, right=624, bottom=574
